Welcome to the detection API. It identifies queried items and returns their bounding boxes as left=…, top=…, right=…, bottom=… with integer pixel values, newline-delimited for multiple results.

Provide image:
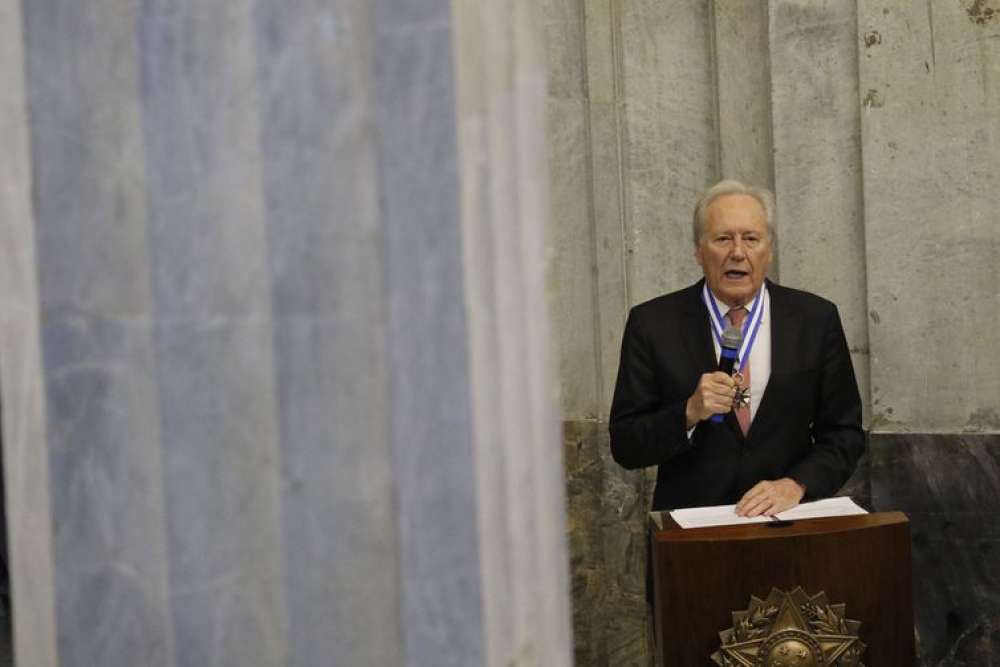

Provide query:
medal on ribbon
left=732, top=371, right=751, bottom=409
left=702, top=284, right=767, bottom=411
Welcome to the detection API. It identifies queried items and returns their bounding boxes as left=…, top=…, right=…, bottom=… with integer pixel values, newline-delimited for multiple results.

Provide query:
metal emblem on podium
left=711, top=587, right=866, bottom=667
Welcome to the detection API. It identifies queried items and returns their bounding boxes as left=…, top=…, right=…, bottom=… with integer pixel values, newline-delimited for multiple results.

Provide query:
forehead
left=704, top=193, right=768, bottom=231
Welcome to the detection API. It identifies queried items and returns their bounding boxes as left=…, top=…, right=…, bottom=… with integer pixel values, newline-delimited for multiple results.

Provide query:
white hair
left=692, top=180, right=776, bottom=245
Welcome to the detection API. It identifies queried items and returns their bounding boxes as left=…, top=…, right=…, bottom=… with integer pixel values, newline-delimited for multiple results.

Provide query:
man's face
left=695, top=193, right=773, bottom=307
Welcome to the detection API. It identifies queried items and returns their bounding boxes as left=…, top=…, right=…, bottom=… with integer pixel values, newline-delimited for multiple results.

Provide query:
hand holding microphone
left=684, top=324, right=743, bottom=429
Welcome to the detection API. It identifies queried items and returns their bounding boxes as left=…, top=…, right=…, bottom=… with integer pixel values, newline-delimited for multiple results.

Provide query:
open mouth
left=724, top=270, right=749, bottom=280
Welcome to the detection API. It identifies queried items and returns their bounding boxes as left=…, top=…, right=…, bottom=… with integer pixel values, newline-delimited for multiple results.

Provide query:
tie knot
left=727, top=307, right=747, bottom=327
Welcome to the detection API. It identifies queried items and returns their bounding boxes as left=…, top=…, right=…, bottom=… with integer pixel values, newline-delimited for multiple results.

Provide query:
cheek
left=709, top=250, right=728, bottom=265
left=752, top=250, right=771, bottom=268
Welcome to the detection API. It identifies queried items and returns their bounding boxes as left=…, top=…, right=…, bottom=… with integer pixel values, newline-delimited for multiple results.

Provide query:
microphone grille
left=721, top=324, right=743, bottom=349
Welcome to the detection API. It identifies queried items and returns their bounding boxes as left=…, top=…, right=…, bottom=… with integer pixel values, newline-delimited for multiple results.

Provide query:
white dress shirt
left=685, top=284, right=773, bottom=438
left=706, top=285, right=771, bottom=422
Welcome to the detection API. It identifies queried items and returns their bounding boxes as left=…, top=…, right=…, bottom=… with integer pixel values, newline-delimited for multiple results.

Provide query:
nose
left=730, top=238, right=747, bottom=259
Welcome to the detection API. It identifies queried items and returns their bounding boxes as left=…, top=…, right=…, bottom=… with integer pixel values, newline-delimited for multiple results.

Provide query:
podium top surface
left=650, top=510, right=908, bottom=543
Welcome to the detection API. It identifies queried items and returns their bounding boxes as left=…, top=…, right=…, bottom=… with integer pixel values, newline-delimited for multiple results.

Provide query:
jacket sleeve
left=608, top=309, right=697, bottom=470
left=786, top=305, right=866, bottom=498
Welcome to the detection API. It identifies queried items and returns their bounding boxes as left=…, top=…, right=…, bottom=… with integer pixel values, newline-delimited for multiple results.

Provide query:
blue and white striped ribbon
left=701, top=283, right=767, bottom=374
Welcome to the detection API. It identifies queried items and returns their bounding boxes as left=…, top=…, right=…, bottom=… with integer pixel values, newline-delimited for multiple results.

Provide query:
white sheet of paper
left=668, top=496, right=868, bottom=529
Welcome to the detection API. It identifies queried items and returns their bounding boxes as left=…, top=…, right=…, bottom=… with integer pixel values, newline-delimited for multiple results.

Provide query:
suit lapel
left=747, top=281, right=799, bottom=439
left=683, top=281, right=745, bottom=440
left=679, top=281, right=716, bottom=375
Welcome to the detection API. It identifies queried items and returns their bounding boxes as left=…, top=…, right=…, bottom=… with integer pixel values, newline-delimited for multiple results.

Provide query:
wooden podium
left=649, top=512, right=914, bottom=666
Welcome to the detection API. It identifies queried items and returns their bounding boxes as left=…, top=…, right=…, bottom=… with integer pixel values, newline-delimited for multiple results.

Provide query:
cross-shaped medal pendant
left=732, top=371, right=751, bottom=409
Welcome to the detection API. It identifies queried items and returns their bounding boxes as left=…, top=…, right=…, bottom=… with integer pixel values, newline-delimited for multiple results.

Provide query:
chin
left=716, top=285, right=753, bottom=306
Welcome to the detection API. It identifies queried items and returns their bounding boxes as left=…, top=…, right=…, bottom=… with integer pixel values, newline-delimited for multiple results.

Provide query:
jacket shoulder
left=768, top=282, right=839, bottom=318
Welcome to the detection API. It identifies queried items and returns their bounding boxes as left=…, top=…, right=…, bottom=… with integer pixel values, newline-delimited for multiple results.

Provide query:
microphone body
left=710, top=325, right=743, bottom=423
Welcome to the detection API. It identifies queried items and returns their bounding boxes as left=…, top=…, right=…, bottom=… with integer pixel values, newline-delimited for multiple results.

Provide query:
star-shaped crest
left=711, top=587, right=866, bottom=667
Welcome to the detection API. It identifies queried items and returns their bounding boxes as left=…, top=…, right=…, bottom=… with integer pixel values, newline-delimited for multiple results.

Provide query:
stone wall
left=545, top=0, right=1000, bottom=664
left=0, top=1, right=571, bottom=665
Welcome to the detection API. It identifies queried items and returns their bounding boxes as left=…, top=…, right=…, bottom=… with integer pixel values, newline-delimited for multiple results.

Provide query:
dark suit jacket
left=609, top=279, right=864, bottom=511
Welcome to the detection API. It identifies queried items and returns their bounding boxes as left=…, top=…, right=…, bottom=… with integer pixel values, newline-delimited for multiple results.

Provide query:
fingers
left=701, top=392, right=731, bottom=416
left=705, top=372, right=737, bottom=402
left=767, top=478, right=806, bottom=515
left=689, top=372, right=738, bottom=421
left=737, top=496, right=773, bottom=518
left=735, top=482, right=770, bottom=517
left=706, top=371, right=736, bottom=387
left=735, top=479, right=805, bottom=517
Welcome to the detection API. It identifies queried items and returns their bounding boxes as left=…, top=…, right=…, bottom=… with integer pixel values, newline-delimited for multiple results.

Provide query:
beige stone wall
left=858, top=0, right=1000, bottom=431
left=544, top=0, right=1000, bottom=664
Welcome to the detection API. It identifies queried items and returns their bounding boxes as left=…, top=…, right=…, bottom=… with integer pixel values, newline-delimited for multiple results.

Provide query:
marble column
left=0, top=1, right=570, bottom=666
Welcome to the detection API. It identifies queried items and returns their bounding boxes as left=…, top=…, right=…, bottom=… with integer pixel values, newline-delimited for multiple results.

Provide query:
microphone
left=710, top=324, right=743, bottom=423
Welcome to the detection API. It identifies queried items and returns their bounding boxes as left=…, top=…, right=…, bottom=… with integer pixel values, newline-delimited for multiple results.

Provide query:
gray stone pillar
left=768, top=0, right=870, bottom=425
left=0, top=1, right=571, bottom=665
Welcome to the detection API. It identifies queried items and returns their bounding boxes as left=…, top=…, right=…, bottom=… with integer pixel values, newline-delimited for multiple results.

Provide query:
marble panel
left=582, top=0, right=617, bottom=108
left=768, top=0, right=871, bottom=425
left=548, top=96, right=602, bottom=418
left=564, top=420, right=652, bottom=667
left=564, top=420, right=606, bottom=666
left=599, top=451, right=653, bottom=667
left=460, top=5, right=574, bottom=663
left=619, top=0, right=717, bottom=305
left=372, top=2, right=485, bottom=664
left=871, top=434, right=1000, bottom=513
left=373, top=0, right=450, bottom=27
left=253, top=1, right=381, bottom=317
left=138, top=0, right=271, bottom=320
left=583, top=0, right=630, bottom=412
left=905, top=511, right=1000, bottom=666
left=858, top=0, right=1000, bottom=431
left=22, top=0, right=152, bottom=318
left=871, top=433, right=1000, bottom=665
left=713, top=0, right=774, bottom=189
left=253, top=2, right=403, bottom=664
left=41, top=315, right=173, bottom=667
left=153, top=318, right=285, bottom=666
left=448, top=2, right=574, bottom=663
left=543, top=0, right=587, bottom=101
left=0, top=1, right=59, bottom=663
left=138, top=3, right=287, bottom=664
left=267, top=318, right=399, bottom=666
left=18, top=2, right=176, bottom=665
left=6, top=0, right=572, bottom=665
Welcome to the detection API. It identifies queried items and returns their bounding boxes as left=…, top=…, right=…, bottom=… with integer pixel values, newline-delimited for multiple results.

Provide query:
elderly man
left=609, top=180, right=863, bottom=518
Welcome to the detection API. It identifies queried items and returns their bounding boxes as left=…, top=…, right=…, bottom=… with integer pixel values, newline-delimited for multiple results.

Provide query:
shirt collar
left=702, top=282, right=768, bottom=321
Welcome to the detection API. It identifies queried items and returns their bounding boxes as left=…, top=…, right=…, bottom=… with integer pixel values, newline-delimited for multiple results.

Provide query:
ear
left=694, top=242, right=705, bottom=268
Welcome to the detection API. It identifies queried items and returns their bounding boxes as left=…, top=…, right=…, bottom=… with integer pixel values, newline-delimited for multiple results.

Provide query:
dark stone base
left=564, top=420, right=653, bottom=666
left=871, top=433, right=1000, bottom=666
